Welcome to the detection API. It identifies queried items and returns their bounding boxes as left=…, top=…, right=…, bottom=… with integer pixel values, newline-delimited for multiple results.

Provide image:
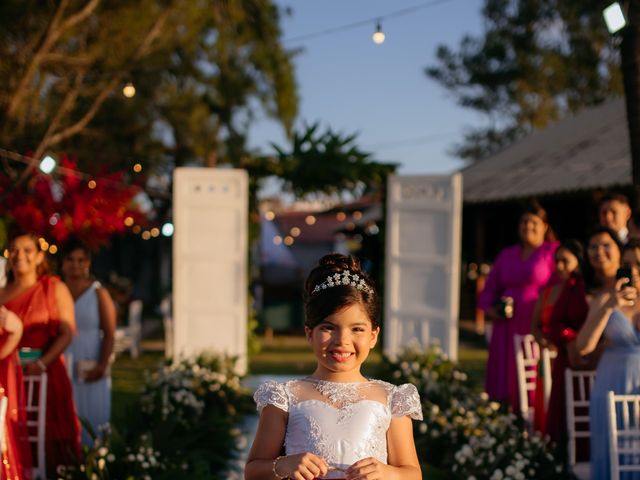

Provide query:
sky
left=248, top=0, right=486, bottom=182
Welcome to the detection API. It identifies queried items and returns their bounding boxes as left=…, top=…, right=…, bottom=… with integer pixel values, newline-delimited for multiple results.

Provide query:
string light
left=122, top=82, right=136, bottom=98
left=336, top=212, right=346, bottom=221
left=265, top=211, right=275, bottom=221
left=48, top=245, right=58, bottom=254
left=305, top=215, right=316, bottom=225
left=124, top=216, right=134, bottom=227
left=87, top=180, right=97, bottom=189
left=290, top=227, right=301, bottom=237
left=39, top=155, right=57, bottom=174
left=141, top=230, right=151, bottom=240
left=273, top=235, right=283, bottom=245
left=372, top=21, right=385, bottom=44
left=150, top=227, right=160, bottom=237
left=133, top=163, right=142, bottom=173
left=284, top=0, right=452, bottom=44
left=284, top=236, right=294, bottom=246
left=161, top=222, right=174, bottom=237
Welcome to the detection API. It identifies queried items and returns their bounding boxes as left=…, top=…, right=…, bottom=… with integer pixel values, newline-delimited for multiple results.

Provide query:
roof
left=462, top=97, right=632, bottom=203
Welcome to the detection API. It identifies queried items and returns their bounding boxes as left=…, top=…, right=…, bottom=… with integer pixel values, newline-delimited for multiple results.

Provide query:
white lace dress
left=254, top=378, right=423, bottom=479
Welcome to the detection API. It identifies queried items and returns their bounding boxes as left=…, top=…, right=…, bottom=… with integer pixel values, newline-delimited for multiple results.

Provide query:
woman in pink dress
left=478, top=201, right=558, bottom=412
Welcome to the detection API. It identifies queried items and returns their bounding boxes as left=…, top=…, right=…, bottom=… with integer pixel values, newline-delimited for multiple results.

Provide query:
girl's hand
left=346, top=457, right=389, bottom=480
left=275, top=452, right=328, bottom=480
left=607, top=278, right=638, bottom=309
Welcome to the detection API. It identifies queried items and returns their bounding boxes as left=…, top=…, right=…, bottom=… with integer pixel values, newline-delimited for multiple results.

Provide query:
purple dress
left=478, top=241, right=558, bottom=412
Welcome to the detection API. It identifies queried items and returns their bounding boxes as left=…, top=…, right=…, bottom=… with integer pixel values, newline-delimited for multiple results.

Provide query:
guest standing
left=0, top=306, right=31, bottom=480
left=61, top=239, right=116, bottom=446
left=577, top=237, right=640, bottom=480
left=1, top=231, right=81, bottom=477
left=478, top=201, right=558, bottom=412
left=599, top=192, right=632, bottom=244
left=529, top=239, right=584, bottom=433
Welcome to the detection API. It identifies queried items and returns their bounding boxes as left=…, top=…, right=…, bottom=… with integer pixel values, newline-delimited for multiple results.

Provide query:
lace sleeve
left=254, top=380, right=289, bottom=413
left=391, top=383, right=423, bottom=420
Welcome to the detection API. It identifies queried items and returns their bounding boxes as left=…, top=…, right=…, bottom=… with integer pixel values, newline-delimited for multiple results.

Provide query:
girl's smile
left=306, top=303, right=379, bottom=381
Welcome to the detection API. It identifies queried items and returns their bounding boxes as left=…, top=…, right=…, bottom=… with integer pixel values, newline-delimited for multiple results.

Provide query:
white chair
left=114, top=299, right=143, bottom=358
left=0, top=395, right=7, bottom=453
left=160, top=296, right=173, bottom=359
left=565, top=368, right=596, bottom=480
left=24, top=372, right=48, bottom=480
left=541, top=347, right=556, bottom=411
left=607, top=392, right=640, bottom=479
left=514, top=334, right=541, bottom=427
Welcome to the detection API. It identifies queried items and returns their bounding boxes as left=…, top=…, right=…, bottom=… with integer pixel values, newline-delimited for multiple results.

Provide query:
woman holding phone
left=577, top=237, right=640, bottom=479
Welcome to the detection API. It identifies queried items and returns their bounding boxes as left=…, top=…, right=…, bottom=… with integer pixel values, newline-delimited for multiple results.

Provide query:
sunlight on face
left=555, top=247, right=579, bottom=280
left=519, top=213, right=547, bottom=247
left=8, top=235, right=43, bottom=276
left=587, top=232, right=620, bottom=274
left=305, top=303, right=379, bottom=380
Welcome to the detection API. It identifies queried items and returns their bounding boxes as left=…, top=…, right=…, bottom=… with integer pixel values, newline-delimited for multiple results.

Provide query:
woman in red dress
left=1, top=232, right=80, bottom=477
left=0, top=306, right=31, bottom=480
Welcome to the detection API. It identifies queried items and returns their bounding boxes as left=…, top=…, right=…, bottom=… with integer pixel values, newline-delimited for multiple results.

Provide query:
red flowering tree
left=0, top=156, right=147, bottom=250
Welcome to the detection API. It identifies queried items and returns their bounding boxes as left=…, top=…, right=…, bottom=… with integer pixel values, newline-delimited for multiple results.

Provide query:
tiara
left=312, top=270, right=373, bottom=294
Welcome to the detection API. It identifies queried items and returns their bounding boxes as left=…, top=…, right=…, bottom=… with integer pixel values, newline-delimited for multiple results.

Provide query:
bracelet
left=272, top=456, right=287, bottom=479
left=36, top=359, right=47, bottom=373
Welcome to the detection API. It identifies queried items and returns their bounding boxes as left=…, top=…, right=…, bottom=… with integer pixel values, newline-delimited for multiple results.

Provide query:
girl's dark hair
left=5, top=230, right=50, bottom=283
left=60, top=237, right=91, bottom=260
left=519, top=199, right=556, bottom=242
left=556, top=239, right=585, bottom=273
left=304, top=253, right=380, bottom=329
left=584, top=226, right=623, bottom=292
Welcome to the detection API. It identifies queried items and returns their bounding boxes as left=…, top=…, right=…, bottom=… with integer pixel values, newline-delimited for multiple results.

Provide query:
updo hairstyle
left=304, top=253, right=380, bottom=329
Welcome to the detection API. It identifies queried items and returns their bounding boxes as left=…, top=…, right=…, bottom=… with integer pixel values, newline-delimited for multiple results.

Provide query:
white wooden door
left=384, top=174, right=462, bottom=360
left=173, top=168, right=248, bottom=373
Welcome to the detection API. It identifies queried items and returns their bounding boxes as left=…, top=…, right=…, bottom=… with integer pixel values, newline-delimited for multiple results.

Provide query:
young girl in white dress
left=245, top=254, right=422, bottom=480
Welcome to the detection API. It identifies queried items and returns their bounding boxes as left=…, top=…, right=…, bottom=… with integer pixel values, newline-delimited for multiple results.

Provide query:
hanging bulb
left=372, top=21, right=385, bottom=44
left=122, top=82, right=136, bottom=98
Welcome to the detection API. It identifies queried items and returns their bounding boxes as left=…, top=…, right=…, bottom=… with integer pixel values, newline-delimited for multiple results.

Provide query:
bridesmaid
left=61, top=239, right=116, bottom=446
left=1, top=231, right=80, bottom=477
left=0, top=306, right=31, bottom=480
left=478, top=201, right=558, bottom=412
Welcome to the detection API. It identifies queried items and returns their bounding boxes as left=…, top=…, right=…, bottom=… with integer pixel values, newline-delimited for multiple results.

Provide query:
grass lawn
left=249, top=333, right=488, bottom=389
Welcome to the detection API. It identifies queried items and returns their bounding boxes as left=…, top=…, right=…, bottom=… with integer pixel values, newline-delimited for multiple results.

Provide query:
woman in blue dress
left=577, top=237, right=640, bottom=479
left=61, top=239, right=116, bottom=445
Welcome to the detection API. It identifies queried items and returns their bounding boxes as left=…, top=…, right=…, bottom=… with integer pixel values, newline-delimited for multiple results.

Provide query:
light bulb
left=39, top=155, right=57, bottom=174
left=372, top=22, right=385, bottom=44
left=122, top=82, right=136, bottom=98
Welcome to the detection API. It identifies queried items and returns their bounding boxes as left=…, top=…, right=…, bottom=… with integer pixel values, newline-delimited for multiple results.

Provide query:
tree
left=427, top=0, right=623, bottom=161
left=0, top=0, right=298, bottom=179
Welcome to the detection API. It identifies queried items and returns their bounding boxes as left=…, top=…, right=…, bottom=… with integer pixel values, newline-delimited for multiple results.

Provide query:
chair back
left=564, top=369, right=596, bottom=466
left=514, top=334, right=540, bottom=425
left=24, top=373, right=48, bottom=480
left=607, top=392, right=640, bottom=478
left=0, top=395, right=7, bottom=452
left=541, top=347, right=556, bottom=411
left=160, top=296, right=173, bottom=359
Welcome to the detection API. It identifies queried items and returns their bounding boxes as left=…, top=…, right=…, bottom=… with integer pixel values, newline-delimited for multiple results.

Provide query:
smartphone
left=616, top=266, right=633, bottom=288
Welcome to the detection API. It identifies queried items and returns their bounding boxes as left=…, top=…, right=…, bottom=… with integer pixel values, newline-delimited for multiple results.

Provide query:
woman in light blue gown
left=577, top=238, right=640, bottom=479
left=61, top=240, right=116, bottom=446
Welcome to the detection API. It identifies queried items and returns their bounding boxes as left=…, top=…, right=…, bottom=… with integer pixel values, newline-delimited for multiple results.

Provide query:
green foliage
left=0, top=0, right=298, bottom=175
left=427, top=0, right=623, bottom=161
left=252, top=123, right=396, bottom=198
left=60, top=352, right=252, bottom=479
left=379, top=344, right=569, bottom=479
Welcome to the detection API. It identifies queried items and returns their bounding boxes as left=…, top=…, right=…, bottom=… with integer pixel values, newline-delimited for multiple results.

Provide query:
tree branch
left=6, top=0, right=101, bottom=119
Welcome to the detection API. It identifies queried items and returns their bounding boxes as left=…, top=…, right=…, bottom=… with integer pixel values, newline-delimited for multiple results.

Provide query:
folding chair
left=514, top=334, right=540, bottom=427
left=565, top=369, right=596, bottom=480
left=0, top=395, right=7, bottom=452
left=114, top=299, right=143, bottom=358
left=24, top=372, right=48, bottom=480
left=541, top=347, right=556, bottom=411
left=607, top=392, right=640, bottom=479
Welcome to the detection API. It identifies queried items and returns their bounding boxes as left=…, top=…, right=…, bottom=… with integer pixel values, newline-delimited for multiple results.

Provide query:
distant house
left=461, top=97, right=632, bottom=264
left=258, top=197, right=382, bottom=331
